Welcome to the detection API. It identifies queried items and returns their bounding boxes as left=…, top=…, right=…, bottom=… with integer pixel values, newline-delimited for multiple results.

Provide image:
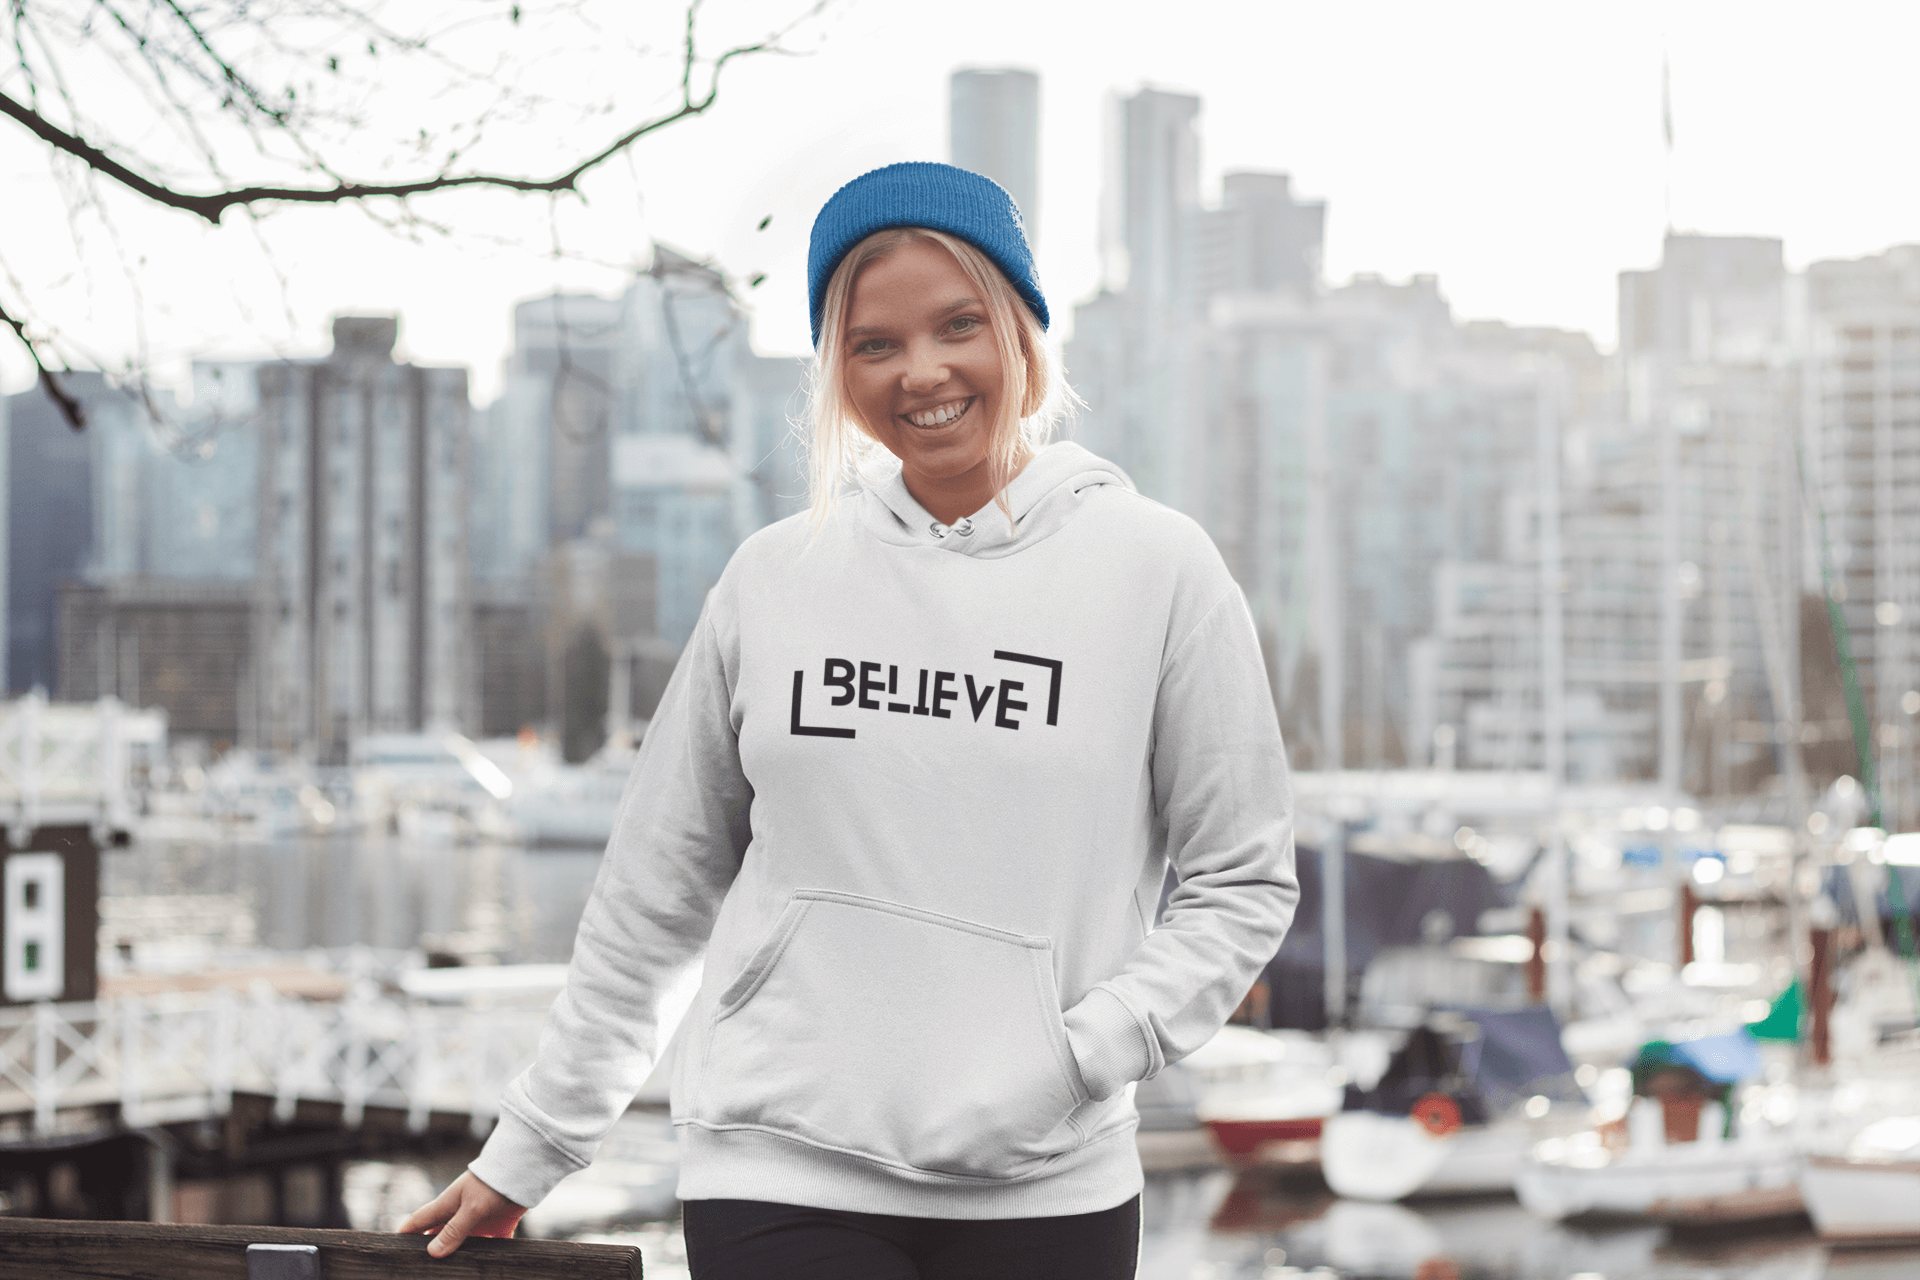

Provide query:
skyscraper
left=5, top=374, right=108, bottom=694
left=949, top=69, right=1040, bottom=242
left=1616, top=234, right=1804, bottom=796
left=1108, top=88, right=1199, bottom=303
left=252, top=317, right=474, bottom=761
left=612, top=246, right=802, bottom=647
left=1805, top=244, right=1920, bottom=827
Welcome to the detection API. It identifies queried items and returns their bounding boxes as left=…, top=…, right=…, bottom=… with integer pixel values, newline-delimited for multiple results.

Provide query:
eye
left=947, top=315, right=983, bottom=336
left=851, top=337, right=891, bottom=356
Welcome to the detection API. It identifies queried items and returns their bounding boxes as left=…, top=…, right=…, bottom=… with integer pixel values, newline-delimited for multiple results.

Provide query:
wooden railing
left=0, top=1218, right=641, bottom=1278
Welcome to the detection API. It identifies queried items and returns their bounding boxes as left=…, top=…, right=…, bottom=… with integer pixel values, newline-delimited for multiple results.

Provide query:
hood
left=860, top=441, right=1135, bottom=559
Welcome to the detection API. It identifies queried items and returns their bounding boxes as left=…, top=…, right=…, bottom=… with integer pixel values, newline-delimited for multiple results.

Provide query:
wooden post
left=1525, top=906, right=1546, bottom=1003
left=1809, top=927, right=1834, bottom=1066
left=1678, top=881, right=1698, bottom=967
left=0, top=1219, right=641, bottom=1279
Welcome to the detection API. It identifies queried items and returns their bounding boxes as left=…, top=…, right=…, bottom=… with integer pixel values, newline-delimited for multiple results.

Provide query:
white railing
left=0, top=990, right=545, bottom=1137
left=0, top=694, right=167, bottom=834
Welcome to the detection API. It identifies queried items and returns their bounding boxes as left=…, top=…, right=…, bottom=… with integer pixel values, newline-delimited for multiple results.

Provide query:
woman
left=403, top=161, right=1298, bottom=1279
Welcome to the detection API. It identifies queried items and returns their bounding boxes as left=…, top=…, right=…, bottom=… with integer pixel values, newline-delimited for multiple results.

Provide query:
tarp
left=1745, top=981, right=1802, bottom=1043
left=1262, top=844, right=1509, bottom=1030
left=1346, top=1007, right=1579, bottom=1119
left=1635, top=1029, right=1763, bottom=1085
left=1668, top=1030, right=1764, bottom=1083
left=1458, top=1007, right=1580, bottom=1110
left=1343, top=1024, right=1486, bottom=1124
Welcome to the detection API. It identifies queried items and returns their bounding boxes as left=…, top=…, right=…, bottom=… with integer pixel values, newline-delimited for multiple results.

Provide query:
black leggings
left=682, top=1195, right=1141, bottom=1280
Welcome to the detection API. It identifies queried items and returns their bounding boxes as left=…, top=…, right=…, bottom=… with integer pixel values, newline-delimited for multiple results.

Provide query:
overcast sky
left=3, top=0, right=1916, bottom=402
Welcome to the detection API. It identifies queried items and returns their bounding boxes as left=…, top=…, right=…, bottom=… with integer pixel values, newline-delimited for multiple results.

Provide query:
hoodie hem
left=673, top=1119, right=1143, bottom=1219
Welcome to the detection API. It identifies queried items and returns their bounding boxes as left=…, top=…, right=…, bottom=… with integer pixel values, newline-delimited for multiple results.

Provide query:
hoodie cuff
left=1064, top=986, right=1156, bottom=1102
left=467, top=1103, right=587, bottom=1210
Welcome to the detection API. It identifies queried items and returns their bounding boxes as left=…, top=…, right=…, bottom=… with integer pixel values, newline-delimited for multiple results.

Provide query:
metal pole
left=1304, top=342, right=1343, bottom=771
left=1659, top=378, right=1685, bottom=966
left=1322, top=825, right=1347, bottom=1030
left=1538, top=369, right=1570, bottom=1013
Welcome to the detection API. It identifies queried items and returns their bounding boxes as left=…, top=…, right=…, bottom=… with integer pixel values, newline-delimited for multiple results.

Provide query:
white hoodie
left=470, top=441, right=1298, bottom=1218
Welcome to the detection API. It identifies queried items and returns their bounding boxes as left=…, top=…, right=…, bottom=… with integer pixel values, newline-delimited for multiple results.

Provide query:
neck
left=904, top=449, right=1032, bottom=525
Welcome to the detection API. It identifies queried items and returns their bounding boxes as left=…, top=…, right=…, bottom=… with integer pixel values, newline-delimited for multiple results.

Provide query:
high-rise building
left=10, top=365, right=260, bottom=740
left=1805, top=244, right=1920, bottom=827
left=1416, top=235, right=1806, bottom=789
left=950, top=69, right=1040, bottom=241
left=1616, top=234, right=1805, bottom=796
left=472, top=293, right=623, bottom=747
left=56, top=579, right=252, bottom=742
left=1184, top=173, right=1325, bottom=302
left=141, top=363, right=261, bottom=584
left=1106, top=88, right=1199, bottom=302
left=5, top=374, right=110, bottom=694
left=612, top=247, right=803, bottom=647
left=472, top=254, right=806, bottom=754
left=493, top=292, right=624, bottom=559
left=1075, top=93, right=1326, bottom=509
left=252, top=317, right=474, bottom=761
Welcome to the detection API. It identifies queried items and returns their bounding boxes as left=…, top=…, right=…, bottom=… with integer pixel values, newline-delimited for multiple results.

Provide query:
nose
left=900, top=339, right=950, bottom=394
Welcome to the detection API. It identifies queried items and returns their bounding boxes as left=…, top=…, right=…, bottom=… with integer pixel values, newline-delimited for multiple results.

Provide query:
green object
left=1747, top=980, right=1803, bottom=1042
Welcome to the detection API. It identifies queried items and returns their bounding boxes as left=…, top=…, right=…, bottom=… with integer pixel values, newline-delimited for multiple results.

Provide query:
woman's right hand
left=397, top=1170, right=527, bottom=1257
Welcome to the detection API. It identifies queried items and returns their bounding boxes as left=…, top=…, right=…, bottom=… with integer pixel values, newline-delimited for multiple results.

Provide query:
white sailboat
left=1322, top=1103, right=1589, bottom=1202
left=1800, top=1112, right=1920, bottom=1244
left=1516, top=1095, right=1802, bottom=1224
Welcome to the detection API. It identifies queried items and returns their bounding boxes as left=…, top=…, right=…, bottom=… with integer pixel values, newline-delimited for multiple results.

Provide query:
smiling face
left=841, top=237, right=1009, bottom=524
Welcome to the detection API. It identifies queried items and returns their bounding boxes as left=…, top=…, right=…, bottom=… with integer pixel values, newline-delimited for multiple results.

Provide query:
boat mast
left=1538, top=366, right=1570, bottom=1014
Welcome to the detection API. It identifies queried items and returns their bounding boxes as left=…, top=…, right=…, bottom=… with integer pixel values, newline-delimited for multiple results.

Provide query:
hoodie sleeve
left=468, top=602, right=750, bottom=1207
left=1063, top=584, right=1298, bottom=1100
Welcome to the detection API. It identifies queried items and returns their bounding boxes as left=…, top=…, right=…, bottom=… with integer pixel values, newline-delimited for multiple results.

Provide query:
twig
left=0, top=1, right=822, bottom=225
left=0, top=298, right=86, bottom=429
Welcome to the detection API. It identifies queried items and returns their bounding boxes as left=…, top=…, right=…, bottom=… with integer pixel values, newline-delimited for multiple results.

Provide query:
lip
left=900, top=396, right=974, bottom=429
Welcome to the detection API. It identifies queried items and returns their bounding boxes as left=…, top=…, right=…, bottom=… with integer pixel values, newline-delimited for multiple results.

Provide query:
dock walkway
left=0, top=988, right=544, bottom=1139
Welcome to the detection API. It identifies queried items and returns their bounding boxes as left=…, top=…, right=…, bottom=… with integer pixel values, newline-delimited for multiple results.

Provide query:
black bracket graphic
left=790, top=670, right=856, bottom=738
left=992, top=651, right=1063, bottom=725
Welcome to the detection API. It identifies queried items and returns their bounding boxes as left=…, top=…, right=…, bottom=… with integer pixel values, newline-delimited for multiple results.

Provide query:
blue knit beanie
left=807, top=161, right=1048, bottom=347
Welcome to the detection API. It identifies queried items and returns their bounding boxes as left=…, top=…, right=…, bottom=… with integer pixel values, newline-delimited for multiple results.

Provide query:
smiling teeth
left=909, top=399, right=968, bottom=427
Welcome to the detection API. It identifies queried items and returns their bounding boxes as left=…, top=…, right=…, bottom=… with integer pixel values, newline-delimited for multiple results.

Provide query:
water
left=348, top=1122, right=1920, bottom=1280
left=117, top=834, right=1920, bottom=1276
left=1128, top=1168, right=1919, bottom=1279
left=566, top=1167, right=1920, bottom=1279
left=103, top=833, right=602, bottom=963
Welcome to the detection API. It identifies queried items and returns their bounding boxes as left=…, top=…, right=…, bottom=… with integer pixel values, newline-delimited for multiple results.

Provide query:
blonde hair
left=804, top=228, right=1068, bottom=527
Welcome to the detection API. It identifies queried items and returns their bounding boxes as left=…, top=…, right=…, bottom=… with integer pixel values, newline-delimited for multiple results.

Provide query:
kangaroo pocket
left=696, top=890, right=1089, bottom=1180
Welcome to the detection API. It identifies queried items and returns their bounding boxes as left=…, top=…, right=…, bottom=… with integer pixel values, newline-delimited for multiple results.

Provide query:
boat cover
left=1458, top=1007, right=1579, bottom=1111
left=1663, top=1029, right=1763, bottom=1084
left=1261, top=845, right=1508, bottom=1029
left=1345, top=1006, right=1580, bottom=1120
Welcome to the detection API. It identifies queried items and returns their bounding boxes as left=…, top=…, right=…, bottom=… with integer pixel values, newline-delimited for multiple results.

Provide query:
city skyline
left=4, top=54, right=1917, bottom=823
left=3, top=0, right=1918, bottom=403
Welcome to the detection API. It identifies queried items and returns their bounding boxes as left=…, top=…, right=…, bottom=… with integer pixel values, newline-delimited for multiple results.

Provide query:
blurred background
left=1, top=2, right=1917, bottom=1277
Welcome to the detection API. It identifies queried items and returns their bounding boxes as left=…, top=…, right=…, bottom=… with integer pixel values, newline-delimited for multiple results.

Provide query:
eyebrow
left=844, top=297, right=983, bottom=339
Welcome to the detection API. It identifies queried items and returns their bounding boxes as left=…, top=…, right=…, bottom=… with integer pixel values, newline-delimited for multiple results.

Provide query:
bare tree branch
left=0, top=0, right=820, bottom=225
left=0, top=298, right=86, bottom=429
left=2, top=0, right=830, bottom=440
